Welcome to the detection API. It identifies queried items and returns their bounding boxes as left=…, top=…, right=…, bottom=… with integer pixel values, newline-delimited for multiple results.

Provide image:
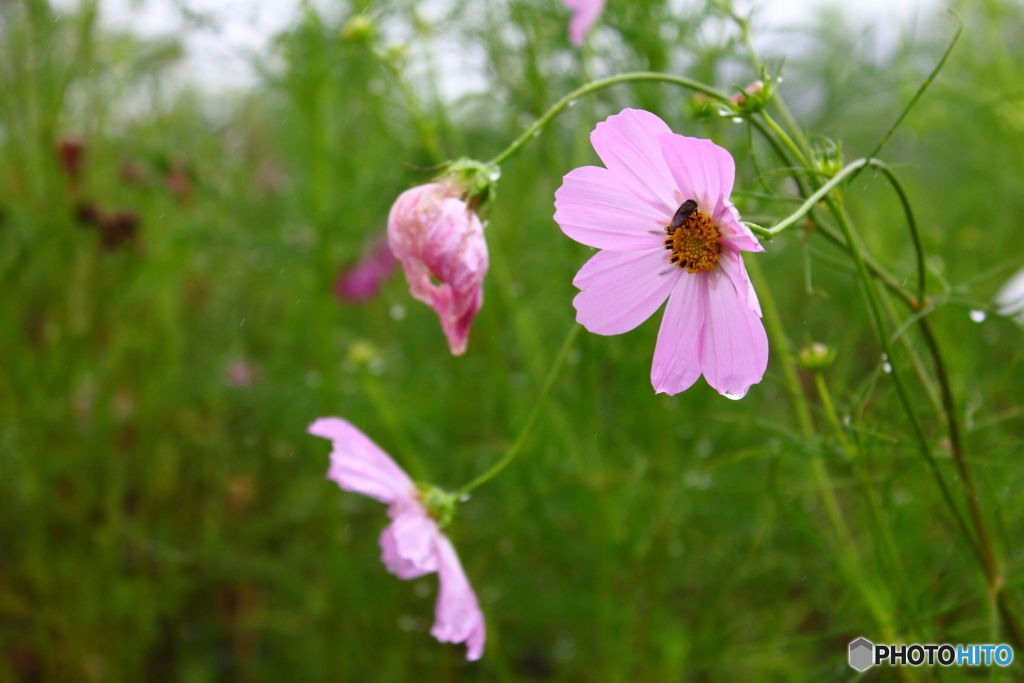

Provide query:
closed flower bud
left=729, top=80, right=770, bottom=114
left=812, top=140, right=845, bottom=178
left=341, top=14, right=375, bottom=43
left=387, top=182, right=488, bottom=355
left=797, top=343, right=836, bottom=371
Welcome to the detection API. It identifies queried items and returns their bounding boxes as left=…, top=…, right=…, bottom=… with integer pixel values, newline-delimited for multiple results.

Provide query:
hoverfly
left=668, top=199, right=699, bottom=231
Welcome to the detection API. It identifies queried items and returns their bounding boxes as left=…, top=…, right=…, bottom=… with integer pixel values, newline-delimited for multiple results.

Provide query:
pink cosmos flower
left=554, top=108, right=768, bottom=398
left=563, top=0, right=607, bottom=47
left=308, top=417, right=486, bottom=661
left=334, top=235, right=396, bottom=302
left=387, top=182, right=488, bottom=356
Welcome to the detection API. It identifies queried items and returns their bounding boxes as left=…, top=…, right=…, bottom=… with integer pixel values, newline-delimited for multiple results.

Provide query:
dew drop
left=489, top=168, right=501, bottom=181
left=532, top=129, right=542, bottom=137
left=723, top=389, right=747, bottom=400
left=777, top=76, right=785, bottom=83
left=882, top=362, right=893, bottom=373
left=459, top=493, right=471, bottom=502
left=567, top=99, right=578, bottom=107
left=731, top=116, right=744, bottom=123
left=389, top=304, right=406, bottom=321
left=969, top=309, right=987, bottom=323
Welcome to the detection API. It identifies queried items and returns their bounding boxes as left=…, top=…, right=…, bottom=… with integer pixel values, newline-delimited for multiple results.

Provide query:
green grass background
left=2, top=0, right=1024, bottom=680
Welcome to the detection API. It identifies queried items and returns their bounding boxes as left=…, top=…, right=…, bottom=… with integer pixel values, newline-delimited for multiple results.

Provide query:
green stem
left=361, top=373, right=429, bottom=481
left=747, top=256, right=898, bottom=644
left=458, top=324, right=581, bottom=495
left=759, top=111, right=811, bottom=170
left=849, top=11, right=963, bottom=185
left=826, top=202, right=983, bottom=567
left=870, top=161, right=927, bottom=306
left=744, top=158, right=869, bottom=238
left=488, top=72, right=730, bottom=166
left=814, top=370, right=925, bottom=640
left=733, top=12, right=813, bottom=160
left=917, top=317, right=1000, bottom=585
left=745, top=257, right=814, bottom=436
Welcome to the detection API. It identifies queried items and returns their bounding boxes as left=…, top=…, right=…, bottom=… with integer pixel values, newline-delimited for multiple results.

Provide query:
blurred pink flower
left=334, top=236, right=396, bottom=302
left=387, top=182, right=488, bottom=355
left=308, top=417, right=486, bottom=661
left=554, top=108, right=768, bottom=398
left=563, top=0, right=607, bottom=46
left=226, top=359, right=254, bottom=388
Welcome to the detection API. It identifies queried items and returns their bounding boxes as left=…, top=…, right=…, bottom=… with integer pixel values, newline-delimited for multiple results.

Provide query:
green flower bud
left=797, top=343, right=836, bottom=371
left=811, top=140, right=844, bottom=178
left=441, top=158, right=501, bottom=207
left=341, top=15, right=376, bottom=43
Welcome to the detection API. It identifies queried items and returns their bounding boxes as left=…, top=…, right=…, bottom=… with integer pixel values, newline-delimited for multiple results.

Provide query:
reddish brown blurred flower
left=119, top=161, right=146, bottom=185
left=165, top=167, right=192, bottom=204
left=334, top=236, right=396, bottom=303
left=75, top=202, right=102, bottom=226
left=56, top=138, right=85, bottom=182
left=98, top=211, right=139, bottom=250
left=256, top=158, right=286, bottom=193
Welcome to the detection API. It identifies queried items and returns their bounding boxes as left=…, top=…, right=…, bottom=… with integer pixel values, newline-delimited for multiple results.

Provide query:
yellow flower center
left=663, top=209, right=721, bottom=273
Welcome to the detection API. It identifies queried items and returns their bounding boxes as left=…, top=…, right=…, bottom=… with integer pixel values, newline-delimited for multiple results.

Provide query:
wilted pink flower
left=387, top=182, right=488, bottom=355
left=308, top=417, right=486, bottom=661
left=563, top=0, right=607, bottom=46
left=335, top=236, right=396, bottom=302
left=554, top=108, right=768, bottom=398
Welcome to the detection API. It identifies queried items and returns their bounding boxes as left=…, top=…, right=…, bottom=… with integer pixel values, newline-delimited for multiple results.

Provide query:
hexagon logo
left=849, top=638, right=874, bottom=671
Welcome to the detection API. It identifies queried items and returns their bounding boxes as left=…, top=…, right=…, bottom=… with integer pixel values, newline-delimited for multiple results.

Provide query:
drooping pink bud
left=387, top=182, right=488, bottom=356
left=335, top=235, right=396, bottom=303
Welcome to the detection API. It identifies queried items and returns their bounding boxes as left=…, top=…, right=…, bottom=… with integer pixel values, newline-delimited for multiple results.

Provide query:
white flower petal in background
left=995, top=267, right=1024, bottom=323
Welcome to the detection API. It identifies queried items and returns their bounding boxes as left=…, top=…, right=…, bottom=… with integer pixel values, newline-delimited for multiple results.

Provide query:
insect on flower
left=554, top=108, right=769, bottom=398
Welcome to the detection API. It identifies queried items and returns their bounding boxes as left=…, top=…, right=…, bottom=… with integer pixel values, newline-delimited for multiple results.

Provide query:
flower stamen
left=664, top=209, right=721, bottom=273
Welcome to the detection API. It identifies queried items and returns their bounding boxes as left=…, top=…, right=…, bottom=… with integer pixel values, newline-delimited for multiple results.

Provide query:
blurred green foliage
left=2, top=0, right=1024, bottom=680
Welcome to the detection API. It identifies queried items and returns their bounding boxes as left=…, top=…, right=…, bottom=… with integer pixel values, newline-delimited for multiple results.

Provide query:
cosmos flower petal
left=718, top=249, right=762, bottom=317
left=380, top=511, right=441, bottom=579
left=308, top=417, right=415, bottom=506
left=700, top=270, right=769, bottom=398
left=555, top=166, right=672, bottom=250
left=431, top=534, right=486, bottom=661
left=311, top=418, right=487, bottom=662
left=572, top=248, right=680, bottom=335
left=651, top=274, right=706, bottom=395
left=563, top=0, right=607, bottom=46
left=714, top=199, right=764, bottom=254
left=657, top=133, right=735, bottom=212
left=591, top=109, right=679, bottom=213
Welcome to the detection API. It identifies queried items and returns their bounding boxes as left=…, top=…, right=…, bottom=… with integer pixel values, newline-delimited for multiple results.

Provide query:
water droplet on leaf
left=969, top=309, right=987, bottom=323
